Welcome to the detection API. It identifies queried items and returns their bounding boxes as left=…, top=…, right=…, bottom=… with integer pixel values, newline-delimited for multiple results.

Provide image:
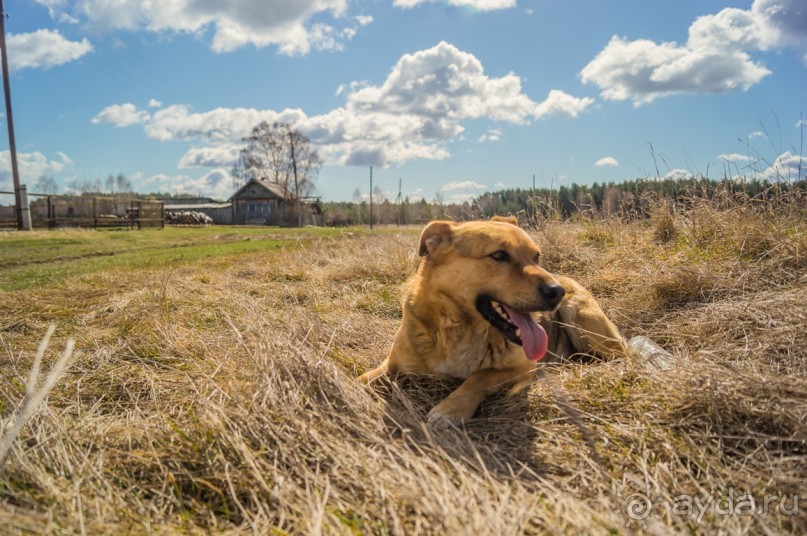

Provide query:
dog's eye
left=535, top=252, right=541, bottom=263
left=489, top=250, right=510, bottom=262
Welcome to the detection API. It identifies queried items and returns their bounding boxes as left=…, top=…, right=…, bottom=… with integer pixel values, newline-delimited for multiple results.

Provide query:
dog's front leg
left=427, top=368, right=527, bottom=426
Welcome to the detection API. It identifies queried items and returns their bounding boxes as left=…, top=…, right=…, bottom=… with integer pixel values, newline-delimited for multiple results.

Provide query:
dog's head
left=415, top=216, right=564, bottom=362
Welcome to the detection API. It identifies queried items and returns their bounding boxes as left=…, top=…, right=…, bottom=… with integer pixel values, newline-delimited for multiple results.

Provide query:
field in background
left=1, top=192, right=805, bottom=534
left=0, top=226, right=352, bottom=291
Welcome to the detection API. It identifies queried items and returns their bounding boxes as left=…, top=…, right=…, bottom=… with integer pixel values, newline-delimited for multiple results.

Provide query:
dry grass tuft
left=1, top=191, right=806, bottom=534
left=651, top=198, right=677, bottom=244
left=651, top=266, right=720, bottom=308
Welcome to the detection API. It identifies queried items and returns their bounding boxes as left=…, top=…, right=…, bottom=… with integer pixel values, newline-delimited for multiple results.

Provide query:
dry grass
left=1, top=191, right=806, bottom=534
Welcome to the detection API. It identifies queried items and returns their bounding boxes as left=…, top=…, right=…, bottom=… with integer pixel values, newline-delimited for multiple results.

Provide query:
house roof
left=164, top=203, right=231, bottom=210
left=228, top=178, right=288, bottom=202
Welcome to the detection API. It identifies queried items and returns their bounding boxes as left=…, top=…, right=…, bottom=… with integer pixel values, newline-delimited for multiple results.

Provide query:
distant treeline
left=321, top=177, right=806, bottom=226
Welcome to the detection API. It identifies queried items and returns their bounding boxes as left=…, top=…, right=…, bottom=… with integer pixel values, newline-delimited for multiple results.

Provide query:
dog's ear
left=418, top=221, right=454, bottom=257
left=491, top=215, right=519, bottom=226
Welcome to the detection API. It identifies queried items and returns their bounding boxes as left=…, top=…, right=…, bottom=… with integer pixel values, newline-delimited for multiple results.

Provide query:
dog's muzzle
left=475, top=295, right=550, bottom=362
left=539, top=282, right=565, bottom=310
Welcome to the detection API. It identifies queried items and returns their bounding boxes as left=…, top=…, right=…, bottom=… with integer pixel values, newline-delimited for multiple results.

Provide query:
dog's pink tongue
left=503, top=306, right=548, bottom=362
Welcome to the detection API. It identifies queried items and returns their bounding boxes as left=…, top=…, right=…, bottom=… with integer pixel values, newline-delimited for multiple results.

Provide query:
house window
left=248, top=201, right=256, bottom=213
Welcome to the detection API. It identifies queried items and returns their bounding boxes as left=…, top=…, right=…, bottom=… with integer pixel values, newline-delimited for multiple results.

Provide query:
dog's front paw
left=426, top=399, right=474, bottom=427
left=426, top=407, right=455, bottom=428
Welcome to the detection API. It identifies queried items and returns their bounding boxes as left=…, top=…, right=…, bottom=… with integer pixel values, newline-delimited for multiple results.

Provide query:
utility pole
left=395, top=177, right=403, bottom=226
left=0, top=0, right=23, bottom=230
left=287, top=127, right=301, bottom=227
left=369, top=166, right=373, bottom=230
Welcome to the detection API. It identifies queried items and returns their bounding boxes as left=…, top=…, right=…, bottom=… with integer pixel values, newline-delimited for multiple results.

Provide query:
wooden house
left=228, top=178, right=322, bottom=226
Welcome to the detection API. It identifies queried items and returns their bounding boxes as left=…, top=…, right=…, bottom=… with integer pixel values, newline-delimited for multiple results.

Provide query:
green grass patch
left=0, top=226, right=357, bottom=291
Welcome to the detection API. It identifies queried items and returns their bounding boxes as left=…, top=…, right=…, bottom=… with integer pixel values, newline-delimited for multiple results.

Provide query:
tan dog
left=359, top=216, right=625, bottom=425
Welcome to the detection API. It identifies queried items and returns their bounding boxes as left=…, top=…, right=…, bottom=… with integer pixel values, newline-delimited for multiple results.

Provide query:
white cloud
left=797, top=119, right=807, bottom=128
left=0, top=150, right=72, bottom=190
left=478, top=128, right=502, bottom=143
left=405, top=187, right=425, bottom=201
left=334, top=80, right=368, bottom=97
left=579, top=1, right=807, bottom=105
left=59, top=13, right=80, bottom=25
left=56, top=151, right=74, bottom=166
left=144, top=104, right=305, bottom=142
left=148, top=99, right=163, bottom=108
left=441, top=180, right=487, bottom=191
left=346, top=42, right=528, bottom=122
left=534, top=89, right=594, bottom=119
left=7, top=29, right=92, bottom=71
left=50, top=0, right=359, bottom=55
left=662, top=169, right=693, bottom=181
left=139, top=169, right=235, bottom=200
left=178, top=145, right=242, bottom=169
left=34, top=0, right=67, bottom=19
left=92, top=103, right=150, bottom=127
left=687, top=7, right=778, bottom=52
left=718, top=153, right=753, bottom=162
left=445, top=195, right=473, bottom=204
left=34, top=0, right=79, bottom=23
left=752, top=0, right=807, bottom=46
left=394, top=0, right=516, bottom=11
left=595, top=156, right=619, bottom=167
left=748, top=130, right=767, bottom=139
left=759, top=151, right=806, bottom=181
left=581, top=35, right=770, bottom=106
left=95, top=42, right=591, bottom=171
left=318, top=41, right=592, bottom=164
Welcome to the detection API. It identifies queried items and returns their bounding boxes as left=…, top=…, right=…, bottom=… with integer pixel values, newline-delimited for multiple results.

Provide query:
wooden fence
left=0, top=192, right=164, bottom=229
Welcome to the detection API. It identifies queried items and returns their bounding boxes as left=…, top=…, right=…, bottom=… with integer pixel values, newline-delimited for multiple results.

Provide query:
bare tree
left=230, top=149, right=251, bottom=191
left=115, top=173, right=133, bottom=193
left=67, top=179, right=102, bottom=194
left=239, top=122, right=321, bottom=199
left=372, top=185, right=386, bottom=203
left=34, top=175, right=59, bottom=195
left=243, top=122, right=290, bottom=191
left=285, top=125, right=321, bottom=199
left=105, top=173, right=133, bottom=194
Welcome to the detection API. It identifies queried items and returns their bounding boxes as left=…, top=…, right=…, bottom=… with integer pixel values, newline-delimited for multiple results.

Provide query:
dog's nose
left=540, top=283, right=565, bottom=306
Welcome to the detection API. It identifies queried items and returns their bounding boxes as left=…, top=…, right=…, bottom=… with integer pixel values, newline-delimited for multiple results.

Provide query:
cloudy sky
left=1, top=0, right=805, bottom=202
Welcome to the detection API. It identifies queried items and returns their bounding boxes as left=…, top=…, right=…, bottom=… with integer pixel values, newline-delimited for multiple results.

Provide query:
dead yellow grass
left=1, top=192, right=806, bottom=534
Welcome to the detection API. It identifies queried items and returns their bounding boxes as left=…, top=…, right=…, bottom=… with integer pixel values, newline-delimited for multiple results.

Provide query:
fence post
left=19, top=184, right=31, bottom=230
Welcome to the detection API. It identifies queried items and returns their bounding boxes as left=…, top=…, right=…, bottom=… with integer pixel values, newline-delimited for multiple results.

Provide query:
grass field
left=0, top=226, right=351, bottom=291
left=1, top=192, right=806, bottom=534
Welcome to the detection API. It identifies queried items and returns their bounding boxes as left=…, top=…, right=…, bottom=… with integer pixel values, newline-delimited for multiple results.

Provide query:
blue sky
left=0, top=0, right=805, bottom=202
